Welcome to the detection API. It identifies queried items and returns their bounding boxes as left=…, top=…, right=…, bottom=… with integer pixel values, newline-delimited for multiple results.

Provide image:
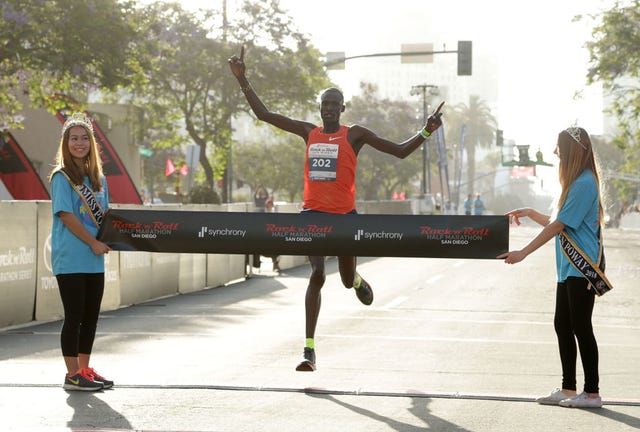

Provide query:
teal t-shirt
left=554, top=170, right=600, bottom=282
left=51, top=172, right=109, bottom=275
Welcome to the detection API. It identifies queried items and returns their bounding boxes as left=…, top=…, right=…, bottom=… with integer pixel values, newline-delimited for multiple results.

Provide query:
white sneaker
left=559, top=392, right=603, bottom=408
left=536, top=388, right=575, bottom=405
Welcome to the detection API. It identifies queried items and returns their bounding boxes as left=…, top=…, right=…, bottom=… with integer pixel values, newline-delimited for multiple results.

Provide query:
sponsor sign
left=99, top=209, right=509, bottom=259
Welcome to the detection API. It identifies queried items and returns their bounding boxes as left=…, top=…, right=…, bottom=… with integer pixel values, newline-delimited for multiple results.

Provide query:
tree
left=582, top=1, right=640, bottom=208
left=342, top=82, right=422, bottom=200
left=446, top=95, right=497, bottom=196
left=0, top=0, right=138, bottom=129
left=592, top=135, right=632, bottom=222
left=121, top=0, right=331, bottom=202
left=233, top=132, right=305, bottom=202
left=188, top=183, right=221, bottom=204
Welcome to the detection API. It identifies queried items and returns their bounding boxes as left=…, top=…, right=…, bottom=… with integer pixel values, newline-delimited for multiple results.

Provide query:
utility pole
left=410, top=84, right=439, bottom=195
left=222, top=0, right=233, bottom=202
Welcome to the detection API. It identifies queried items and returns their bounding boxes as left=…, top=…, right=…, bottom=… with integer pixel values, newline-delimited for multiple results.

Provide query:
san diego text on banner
left=98, top=209, right=509, bottom=259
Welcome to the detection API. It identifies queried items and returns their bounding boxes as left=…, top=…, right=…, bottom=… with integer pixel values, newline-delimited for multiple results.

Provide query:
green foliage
left=188, top=183, right=221, bottom=204
left=120, top=0, right=331, bottom=203
left=231, top=0, right=331, bottom=116
left=342, top=82, right=422, bottom=200
left=233, top=131, right=305, bottom=202
left=2, top=0, right=331, bottom=205
left=584, top=2, right=640, bottom=84
left=0, top=0, right=138, bottom=128
left=583, top=1, right=640, bottom=207
left=592, top=135, right=629, bottom=217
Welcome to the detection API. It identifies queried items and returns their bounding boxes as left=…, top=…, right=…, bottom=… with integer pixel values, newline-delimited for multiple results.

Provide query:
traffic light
left=517, top=145, right=531, bottom=164
left=496, top=129, right=504, bottom=146
left=457, top=41, right=472, bottom=76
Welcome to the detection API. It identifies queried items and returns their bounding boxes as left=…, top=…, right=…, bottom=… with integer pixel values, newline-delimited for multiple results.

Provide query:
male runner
left=229, top=46, right=444, bottom=371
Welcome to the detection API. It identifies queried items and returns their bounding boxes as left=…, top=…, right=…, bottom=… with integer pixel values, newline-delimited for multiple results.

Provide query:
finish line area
left=2, top=227, right=640, bottom=431
left=98, top=209, right=509, bottom=258
left=4, top=382, right=638, bottom=406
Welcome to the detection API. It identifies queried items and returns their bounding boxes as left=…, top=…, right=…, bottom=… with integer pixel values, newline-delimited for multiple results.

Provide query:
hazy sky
left=183, top=0, right=610, bottom=148
left=178, top=0, right=612, bottom=192
left=276, top=1, right=609, bottom=146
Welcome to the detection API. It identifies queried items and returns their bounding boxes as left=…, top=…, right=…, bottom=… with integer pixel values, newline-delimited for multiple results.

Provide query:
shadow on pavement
left=0, top=269, right=295, bottom=362
left=588, top=407, right=640, bottom=429
left=66, top=391, right=133, bottom=430
left=306, top=392, right=472, bottom=431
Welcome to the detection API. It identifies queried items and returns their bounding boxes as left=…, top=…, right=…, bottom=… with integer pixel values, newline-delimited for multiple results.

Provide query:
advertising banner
left=0, top=202, right=38, bottom=327
left=99, top=209, right=509, bottom=259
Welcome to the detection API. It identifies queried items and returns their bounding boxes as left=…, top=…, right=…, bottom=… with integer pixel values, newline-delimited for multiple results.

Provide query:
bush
left=188, top=184, right=221, bottom=204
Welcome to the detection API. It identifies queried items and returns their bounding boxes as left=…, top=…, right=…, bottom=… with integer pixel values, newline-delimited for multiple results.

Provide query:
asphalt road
left=1, top=226, right=639, bottom=432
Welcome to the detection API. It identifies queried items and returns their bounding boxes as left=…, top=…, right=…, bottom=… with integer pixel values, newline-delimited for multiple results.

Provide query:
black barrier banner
left=98, top=209, right=509, bottom=259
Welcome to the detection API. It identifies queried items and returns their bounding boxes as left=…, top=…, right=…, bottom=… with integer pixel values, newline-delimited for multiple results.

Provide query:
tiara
left=565, top=126, right=587, bottom=150
left=62, top=112, right=94, bottom=136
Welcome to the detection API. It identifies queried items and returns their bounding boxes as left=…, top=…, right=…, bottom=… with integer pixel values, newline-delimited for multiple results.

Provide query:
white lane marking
left=382, top=296, right=409, bottom=309
left=11, top=329, right=636, bottom=347
left=318, top=334, right=636, bottom=348
left=3, top=383, right=639, bottom=405
left=425, top=274, right=444, bottom=284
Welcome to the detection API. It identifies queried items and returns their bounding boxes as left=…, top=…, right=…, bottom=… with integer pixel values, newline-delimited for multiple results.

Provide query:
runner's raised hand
left=425, top=101, right=444, bottom=133
left=228, top=45, right=246, bottom=78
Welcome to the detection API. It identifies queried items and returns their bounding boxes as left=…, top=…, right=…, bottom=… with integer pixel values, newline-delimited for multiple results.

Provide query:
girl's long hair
left=556, top=127, right=604, bottom=223
left=48, top=125, right=104, bottom=191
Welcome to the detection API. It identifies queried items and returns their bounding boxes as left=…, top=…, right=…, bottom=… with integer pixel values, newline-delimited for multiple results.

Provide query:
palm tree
left=448, top=95, right=497, bottom=197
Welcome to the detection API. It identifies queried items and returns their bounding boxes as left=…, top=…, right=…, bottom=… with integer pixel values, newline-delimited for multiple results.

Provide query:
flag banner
left=0, top=131, right=50, bottom=199
left=98, top=209, right=509, bottom=259
left=52, top=94, right=142, bottom=204
left=165, top=158, right=176, bottom=176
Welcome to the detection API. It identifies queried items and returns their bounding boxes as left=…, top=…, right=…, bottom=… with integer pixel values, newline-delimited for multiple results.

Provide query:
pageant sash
left=558, top=229, right=612, bottom=296
left=56, top=170, right=104, bottom=228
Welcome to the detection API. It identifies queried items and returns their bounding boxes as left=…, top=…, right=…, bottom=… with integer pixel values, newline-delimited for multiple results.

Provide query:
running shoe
left=63, top=368, right=103, bottom=391
left=295, top=347, right=316, bottom=372
left=353, top=276, right=374, bottom=305
left=86, top=367, right=114, bottom=389
left=535, top=388, right=574, bottom=405
left=559, top=392, right=603, bottom=408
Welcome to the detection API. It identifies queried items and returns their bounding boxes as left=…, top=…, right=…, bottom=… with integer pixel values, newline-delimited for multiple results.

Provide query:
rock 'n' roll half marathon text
left=420, top=226, right=490, bottom=245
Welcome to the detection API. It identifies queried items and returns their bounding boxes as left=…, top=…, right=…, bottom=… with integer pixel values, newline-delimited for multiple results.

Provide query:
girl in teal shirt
left=49, top=112, right=113, bottom=392
left=498, top=126, right=605, bottom=409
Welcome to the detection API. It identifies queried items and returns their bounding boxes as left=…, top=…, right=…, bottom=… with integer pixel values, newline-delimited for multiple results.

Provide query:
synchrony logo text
left=354, top=229, right=403, bottom=241
left=198, top=226, right=246, bottom=238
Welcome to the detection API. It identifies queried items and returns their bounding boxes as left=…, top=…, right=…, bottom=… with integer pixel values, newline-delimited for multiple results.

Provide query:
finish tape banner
left=98, top=209, right=508, bottom=259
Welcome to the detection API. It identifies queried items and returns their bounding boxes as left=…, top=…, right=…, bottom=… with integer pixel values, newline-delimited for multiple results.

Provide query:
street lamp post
left=410, top=84, right=439, bottom=195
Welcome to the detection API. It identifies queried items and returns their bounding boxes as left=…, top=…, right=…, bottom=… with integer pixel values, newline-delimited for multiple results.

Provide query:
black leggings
left=56, top=273, right=105, bottom=357
left=554, top=277, right=599, bottom=393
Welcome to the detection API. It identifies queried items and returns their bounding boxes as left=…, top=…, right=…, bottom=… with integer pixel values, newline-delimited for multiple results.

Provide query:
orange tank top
left=303, top=125, right=356, bottom=213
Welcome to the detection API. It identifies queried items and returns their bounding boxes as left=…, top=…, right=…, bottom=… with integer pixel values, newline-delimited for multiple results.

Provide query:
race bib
left=308, top=143, right=338, bottom=181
